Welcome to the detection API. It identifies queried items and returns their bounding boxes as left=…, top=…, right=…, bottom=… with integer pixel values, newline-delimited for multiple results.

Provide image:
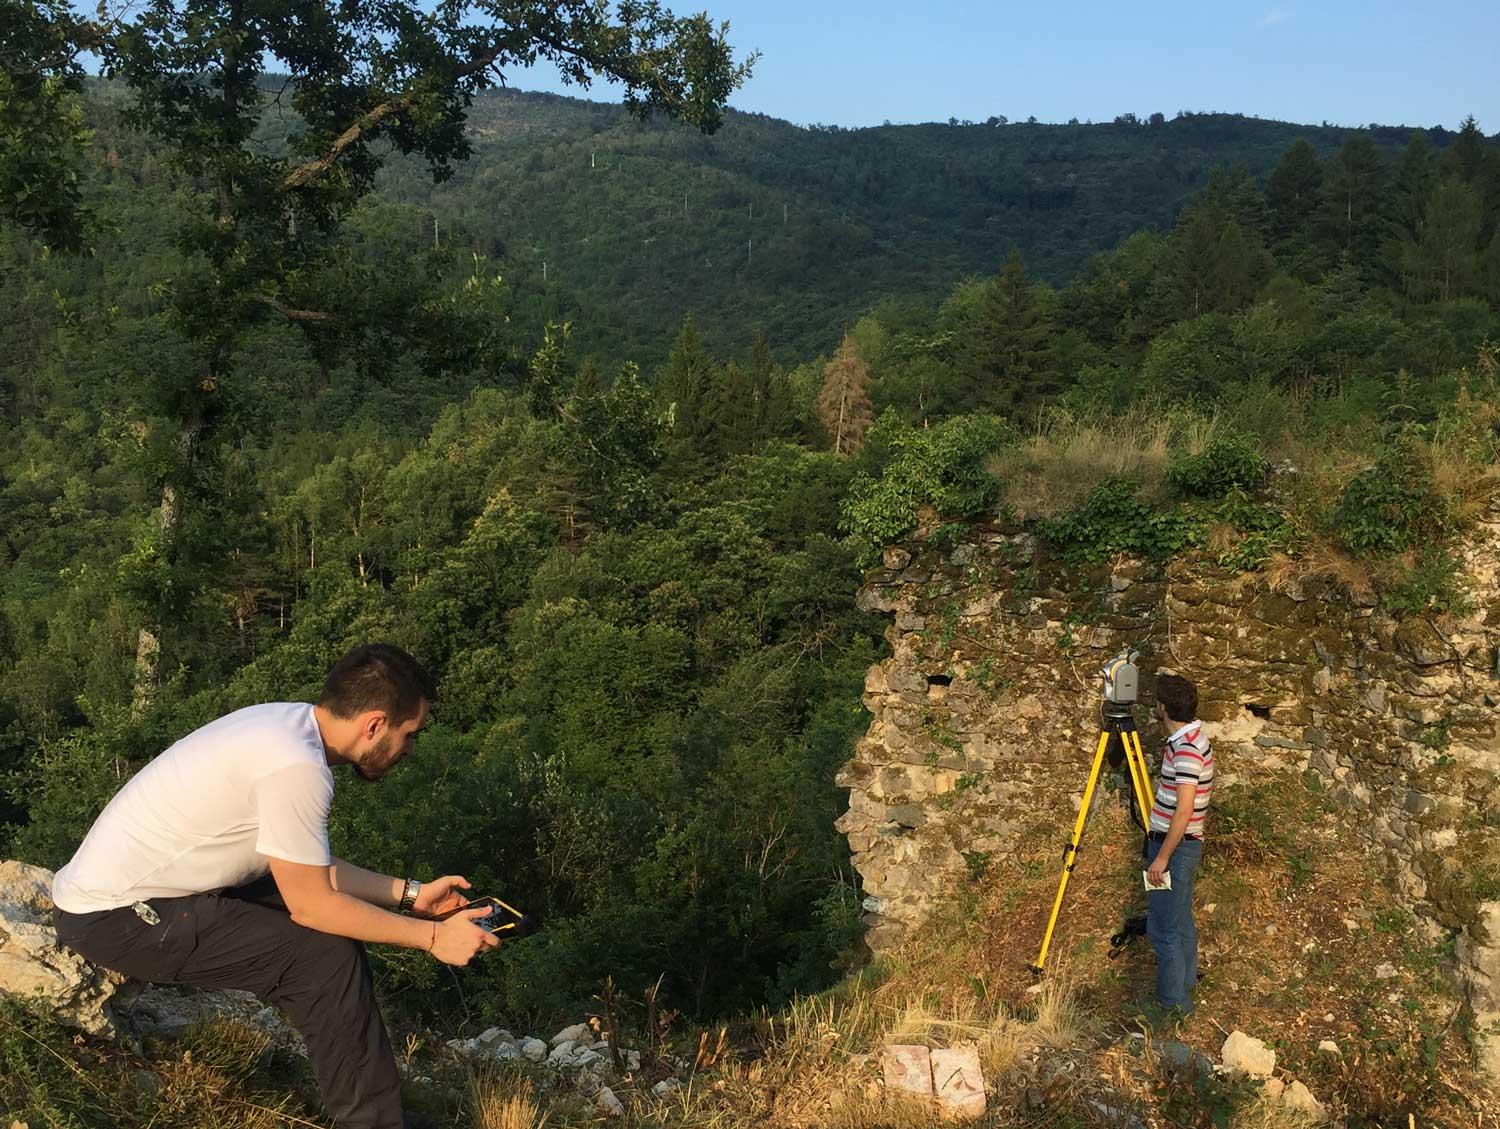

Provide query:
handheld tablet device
left=432, top=896, right=536, bottom=938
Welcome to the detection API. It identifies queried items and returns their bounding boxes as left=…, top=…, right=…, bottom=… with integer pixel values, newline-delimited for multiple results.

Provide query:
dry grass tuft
left=1229, top=1090, right=1326, bottom=1129
left=468, top=1066, right=547, bottom=1129
left=1262, top=541, right=1375, bottom=604
left=1024, top=965, right=1087, bottom=1051
left=989, top=404, right=1224, bottom=519
left=821, top=1086, right=948, bottom=1129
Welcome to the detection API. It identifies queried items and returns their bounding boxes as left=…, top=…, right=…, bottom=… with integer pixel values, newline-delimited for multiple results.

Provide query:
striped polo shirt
left=1149, top=721, right=1213, bottom=838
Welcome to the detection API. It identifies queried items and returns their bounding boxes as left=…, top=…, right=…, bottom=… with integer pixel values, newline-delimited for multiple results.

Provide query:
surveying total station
left=1031, top=647, right=1155, bottom=976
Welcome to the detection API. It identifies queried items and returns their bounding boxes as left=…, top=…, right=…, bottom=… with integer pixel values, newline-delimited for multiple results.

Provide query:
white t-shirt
left=52, top=703, right=335, bottom=914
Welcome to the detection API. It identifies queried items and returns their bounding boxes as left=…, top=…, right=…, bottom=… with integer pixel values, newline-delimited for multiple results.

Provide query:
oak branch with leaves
left=2, top=0, right=755, bottom=703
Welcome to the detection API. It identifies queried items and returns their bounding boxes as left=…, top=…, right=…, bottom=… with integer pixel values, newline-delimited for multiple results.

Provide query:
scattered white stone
left=492, top=1042, right=520, bottom=1062
left=1322, top=1013, right=1335, bottom=1023
left=595, top=1086, right=624, bottom=1117
left=1265, top=925, right=1277, bottom=936
left=1342, top=918, right=1358, bottom=931
left=475, top=1027, right=513, bottom=1046
left=1374, top=962, right=1398, bottom=980
left=552, top=1022, right=591, bottom=1046
left=881, top=1044, right=934, bottom=1098
left=1220, top=1031, right=1276, bottom=1079
left=574, top=1049, right=605, bottom=1069
left=626, top=1050, right=641, bottom=1073
left=1262, top=1077, right=1285, bottom=1101
left=931, top=1043, right=986, bottom=1120
left=1201, top=903, right=1216, bottom=916
left=1317, top=1040, right=1340, bottom=1056
left=591, top=1039, right=610, bottom=1051
left=520, top=1037, right=547, bottom=1062
left=546, top=1040, right=578, bottom=1067
left=1282, top=1079, right=1327, bottom=1121
left=652, top=1078, right=682, bottom=1097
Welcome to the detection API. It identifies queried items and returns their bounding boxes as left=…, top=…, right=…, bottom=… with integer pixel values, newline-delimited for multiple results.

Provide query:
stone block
left=881, top=1044, right=933, bottom=1098
left=931, top=1043, right=986, bottom=1120
left=887, top=804, right=926, bottom=829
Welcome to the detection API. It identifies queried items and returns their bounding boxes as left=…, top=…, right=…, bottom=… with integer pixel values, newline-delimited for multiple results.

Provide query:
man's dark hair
left=319, top=644, right=436, bottom=724
left=1155, top=673, right=1198, bottom=722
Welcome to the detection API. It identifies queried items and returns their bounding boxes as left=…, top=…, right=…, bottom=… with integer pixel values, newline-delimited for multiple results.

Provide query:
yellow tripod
left=1031, top=660, right=1156, bottom=976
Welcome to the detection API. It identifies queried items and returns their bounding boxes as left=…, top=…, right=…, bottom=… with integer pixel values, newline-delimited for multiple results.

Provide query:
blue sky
left=512, top=1, right=1498, bottom=131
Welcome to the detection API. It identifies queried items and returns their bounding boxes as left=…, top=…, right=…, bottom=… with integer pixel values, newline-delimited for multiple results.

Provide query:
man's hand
left=429, top=906, right=502, bottom=966
left=1146, top=853, right=1171, bottom=888
left=412, top=875, right=472, bottom=918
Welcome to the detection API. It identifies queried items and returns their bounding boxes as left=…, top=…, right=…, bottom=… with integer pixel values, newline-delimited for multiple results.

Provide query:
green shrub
left=1035, top=478, right=1198, bottom=564
left=1166, top=435, right=1269, bottom=498
left=1380, top=546, right=1474, bottom=617
left=841, top=412, right=1012, bottom=562
left=1331, top=437, right=1450, bottom=556
left=1207, top=488, right=1296, bottom=570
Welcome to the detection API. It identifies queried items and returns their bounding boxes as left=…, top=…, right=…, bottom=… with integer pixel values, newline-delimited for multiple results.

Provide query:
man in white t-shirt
left=53, top=643, right=496, bottom=1129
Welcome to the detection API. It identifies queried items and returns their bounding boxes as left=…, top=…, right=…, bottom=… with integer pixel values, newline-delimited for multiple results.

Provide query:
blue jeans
left=1145, top=835, right=1201, bottom=1012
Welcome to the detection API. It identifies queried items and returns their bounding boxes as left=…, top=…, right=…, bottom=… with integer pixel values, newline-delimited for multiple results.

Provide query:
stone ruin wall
left=836, top=507, right=1500, bottom=1053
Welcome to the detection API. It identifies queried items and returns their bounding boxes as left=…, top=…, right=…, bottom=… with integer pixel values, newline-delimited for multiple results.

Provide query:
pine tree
left=1212, top=219, right=1264, bottom=310
left=1319, top=133, right=1389, bottom=273
left=969, top=247, right=1059, bottom=411
left=1169, top=205, right=1223, bottom=318
left=816, top=334, right=874, bottom=455
left=1402, top=179, right=1483, bottom=302
left=658, top=314, right=721, bottom=456
left=1390, top=131, right=1438, bottom=238
left=1196, top=165, right=1269, bottom=240
left=1442, top=117, right=1500, bottom=245
left=1443, top=115, right=1488, bottom=185
left=1265, top=139, right=1323, bottom=244
left=715, top=360, right=762, bottom=455
left=1482, top=232, right=1500, bottom=306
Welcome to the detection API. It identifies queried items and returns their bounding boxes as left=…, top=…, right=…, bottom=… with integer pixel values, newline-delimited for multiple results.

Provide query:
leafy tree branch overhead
left=0, top=0, right=754, bottom=707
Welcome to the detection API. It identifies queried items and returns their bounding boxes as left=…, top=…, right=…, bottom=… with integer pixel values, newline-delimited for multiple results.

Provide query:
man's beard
left=355, top=731, right=401, bottom=783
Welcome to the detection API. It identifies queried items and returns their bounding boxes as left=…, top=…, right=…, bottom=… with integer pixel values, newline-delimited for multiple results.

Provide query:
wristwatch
left=397, top=877, right=421, bottom=915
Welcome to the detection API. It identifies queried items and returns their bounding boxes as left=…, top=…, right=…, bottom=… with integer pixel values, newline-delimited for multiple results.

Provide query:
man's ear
left=359, top=710, right=387, bottom=742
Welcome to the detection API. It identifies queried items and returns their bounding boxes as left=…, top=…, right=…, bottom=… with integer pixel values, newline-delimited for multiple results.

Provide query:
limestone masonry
left=837, top=507, right=1500, bottom=1066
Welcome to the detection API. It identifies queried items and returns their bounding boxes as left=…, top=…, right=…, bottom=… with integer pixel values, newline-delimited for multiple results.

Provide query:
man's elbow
left=286, top=904, right=323, bottom=930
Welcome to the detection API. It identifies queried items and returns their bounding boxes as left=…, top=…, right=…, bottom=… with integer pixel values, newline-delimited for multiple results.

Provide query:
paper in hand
left=1143, top=869, right=1172, bottom=892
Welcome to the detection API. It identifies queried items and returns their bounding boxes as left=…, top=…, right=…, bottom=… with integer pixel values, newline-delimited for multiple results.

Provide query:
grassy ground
left=4, top=769, right=1489, bottom=1128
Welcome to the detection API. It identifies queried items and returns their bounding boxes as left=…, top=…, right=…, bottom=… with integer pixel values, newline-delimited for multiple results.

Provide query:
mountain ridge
left=375, top=86, right=1471, bottom=362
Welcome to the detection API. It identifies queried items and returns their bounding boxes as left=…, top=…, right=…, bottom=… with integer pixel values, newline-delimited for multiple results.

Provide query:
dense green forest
left=383, top=91, right=1480, bottom=362
left=4, top=9, right=1500, bottom=1028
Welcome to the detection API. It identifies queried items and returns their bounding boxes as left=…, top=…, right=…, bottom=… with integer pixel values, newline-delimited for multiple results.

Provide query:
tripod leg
left=1032, top=730, right=1111, bottom=975
left=1124, top=731, right=1155, bottom=834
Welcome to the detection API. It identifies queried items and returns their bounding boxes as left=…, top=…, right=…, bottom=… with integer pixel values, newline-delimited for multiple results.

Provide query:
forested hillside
left=382, top=90, right=1470, bottom=361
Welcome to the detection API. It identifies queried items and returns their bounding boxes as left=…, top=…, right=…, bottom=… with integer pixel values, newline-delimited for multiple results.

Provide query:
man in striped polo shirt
left=1144, top=672, right=1213, bottom=1017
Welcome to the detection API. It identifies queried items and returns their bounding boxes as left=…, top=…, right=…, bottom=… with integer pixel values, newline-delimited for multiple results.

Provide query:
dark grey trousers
left=55, top=875, right=403, bottom=1129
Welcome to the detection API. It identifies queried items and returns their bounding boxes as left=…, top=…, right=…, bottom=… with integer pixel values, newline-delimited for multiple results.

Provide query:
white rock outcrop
left=0, top=861, right=129, bottom=1036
